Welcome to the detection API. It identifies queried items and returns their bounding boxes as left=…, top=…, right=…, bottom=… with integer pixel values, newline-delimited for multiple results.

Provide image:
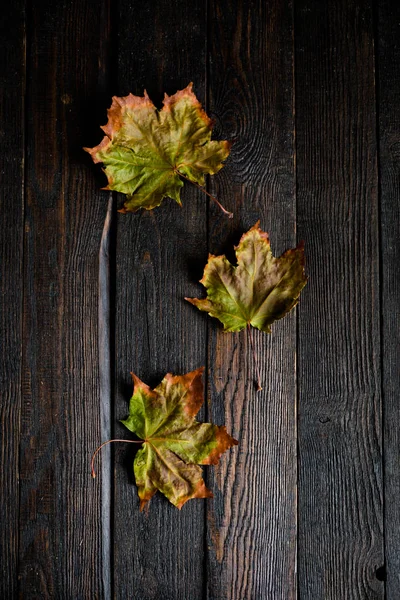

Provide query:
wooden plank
left=18, top=1, right=111, bottom=596
left=113, top=2, right=208, bottom=598
left=0, top=2, right=25, bottom=597
left=376, top=0, right=400, bottom=595
left=205, top=1, right=297, bottom=597
left=294, top=1, right=383, bottom=597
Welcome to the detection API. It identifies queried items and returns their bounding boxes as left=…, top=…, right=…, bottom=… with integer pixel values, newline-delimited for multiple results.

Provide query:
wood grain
left=295, top=1, right=383, bottom=597
left=0, top=2, right=25, bottom=597
left=206, top=1, right=298, bottom=597
left=376, top=0, right=400, bottom=596
left=2, top=0, right=400, bottom=597
left=18, top=1, right=111, bottom=596
left=113, top=1, right=208, bottom=598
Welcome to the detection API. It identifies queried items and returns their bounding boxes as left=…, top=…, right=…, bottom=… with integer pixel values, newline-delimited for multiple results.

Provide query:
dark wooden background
left=1, top=0, right=399, bottom=598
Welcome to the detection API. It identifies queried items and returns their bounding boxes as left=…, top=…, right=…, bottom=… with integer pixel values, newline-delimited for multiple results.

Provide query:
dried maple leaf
left=185, top=222, right=307, bottom=390
left=84, top=83, right=232, bottom=215
left=91, top=367, right=237, bottom=510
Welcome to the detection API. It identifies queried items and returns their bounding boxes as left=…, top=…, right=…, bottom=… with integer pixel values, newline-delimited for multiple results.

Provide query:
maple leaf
left=186, top=222, right=307, bottom=332
left=117, top=367, right=237, bottom=510
left=84, top=83, right=232, bottom=215
left=185, top=222, right=307, bottom=390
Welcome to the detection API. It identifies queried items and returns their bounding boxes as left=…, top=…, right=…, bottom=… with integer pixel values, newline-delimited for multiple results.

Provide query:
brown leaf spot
left=83, top=136, right=111, bottom=164
left=234, top=220, right=270, bottom=251
left=101, top=92, right=155, bottom=138
left=176, top=478, right=213, bottom=510
left=163, top=367, right=205, bottom=418
left=202, top=426, right=238, bottom=465
left=131, top=371, right=157, bottom=399
left=139, top=489, right=156, bottom=512
left=162, top=82, right=212, bottom=127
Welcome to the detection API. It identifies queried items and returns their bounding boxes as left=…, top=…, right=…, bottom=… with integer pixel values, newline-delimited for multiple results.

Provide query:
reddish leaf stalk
left=247, top=323, right=262, bottom=392
left=91, top=439, right=143, bottom=478
left=176, top=170, right=233, bottom=218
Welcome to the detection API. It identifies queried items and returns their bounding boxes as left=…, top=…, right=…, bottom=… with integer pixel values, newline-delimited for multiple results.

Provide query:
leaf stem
left=176, top=170, right=233, bottom=218
left=91, top=439, right=143, bottom=478
left=247, top=323, right=262, bottom=392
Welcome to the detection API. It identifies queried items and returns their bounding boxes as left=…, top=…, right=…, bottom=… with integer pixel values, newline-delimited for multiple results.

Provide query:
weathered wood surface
left=295, top=1, right=383, bottom=598
left=376, top=1, right=400, bottom=597
left=206, top=1, right=297, bottom=598
left=1, top=0, right=399, bottom=598
left=113, top=2, right=208, bottom=599
left=18, top=0, right=110, bottom=597
left=0, top=2, right=25, bottom=598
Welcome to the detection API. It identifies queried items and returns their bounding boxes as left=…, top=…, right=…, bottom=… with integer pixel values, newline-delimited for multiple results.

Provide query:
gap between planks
left=99, top=195, right=114, bottom=600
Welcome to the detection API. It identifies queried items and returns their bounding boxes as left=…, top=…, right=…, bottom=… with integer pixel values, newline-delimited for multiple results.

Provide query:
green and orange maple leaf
left=185, top=223, right=307, bottom=389
left=186, top=222, right=307, bottom=332
left=92, top=367, right=237, bottom=510
left=85, top=83, right=231, bottom=214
